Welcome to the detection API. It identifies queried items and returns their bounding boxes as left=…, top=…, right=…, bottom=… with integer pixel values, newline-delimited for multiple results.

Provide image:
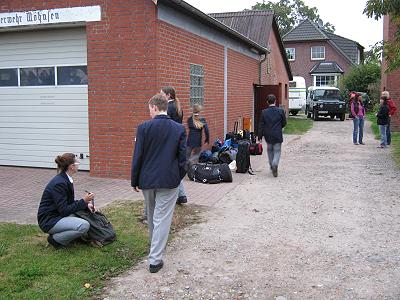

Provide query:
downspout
left=259, top=53, right=268, bottom=84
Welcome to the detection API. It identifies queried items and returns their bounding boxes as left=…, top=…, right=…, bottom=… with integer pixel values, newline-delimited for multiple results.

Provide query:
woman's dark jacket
left=377, top=104, right=390, bottom=125
left=167, top=100, right=183, bottom=124
left=37, top=172, right=88, bottom=232
left=187, top=116, right=210, bottom=148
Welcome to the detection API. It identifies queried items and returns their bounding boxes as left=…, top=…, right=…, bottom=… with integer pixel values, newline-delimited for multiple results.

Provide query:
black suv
left=306, top=87, right=346, bottom=121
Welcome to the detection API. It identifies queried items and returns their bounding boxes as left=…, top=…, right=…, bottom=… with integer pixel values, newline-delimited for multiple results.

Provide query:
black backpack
left=75, top=210, right=117, bottom=247
left=236, top=140, right=252, bottom=174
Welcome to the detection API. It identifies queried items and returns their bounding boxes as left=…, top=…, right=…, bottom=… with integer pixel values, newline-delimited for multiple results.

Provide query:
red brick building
left=283, top=19, right=364, bottom=88
left=382, top=15, right=400, bottom=131
left=0, top=0, right=291, bottom=179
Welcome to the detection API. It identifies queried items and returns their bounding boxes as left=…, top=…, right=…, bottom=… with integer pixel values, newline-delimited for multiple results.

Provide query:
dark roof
left=283, top=19, right=364, bottom=65
left=310, top=61, right=344, bottom=74
left=209, top=10, right=292, bottom=80
left=208, top=10, right=274, bottom=48
left=158, top=0, right=269, bottom=54
left=283, top=19, right=328, bottom=41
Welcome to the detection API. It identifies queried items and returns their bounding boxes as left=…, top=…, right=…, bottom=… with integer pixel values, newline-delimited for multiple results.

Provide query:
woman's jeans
left=352, top=116, right=364, bottom=144
left=48, top=215, right=90, bottom=245
left=386, top=117, right=392, bottom=145
left=379, top=124, right=388, bottom=147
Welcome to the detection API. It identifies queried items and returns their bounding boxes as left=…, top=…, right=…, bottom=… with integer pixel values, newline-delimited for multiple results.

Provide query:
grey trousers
left=142, top=187, right=178, bottom=265
left=178, top=180, right=186, bottom=198
left=48, top=215, right=90, bottom=246
left=267, top=143, right=282, bottom=168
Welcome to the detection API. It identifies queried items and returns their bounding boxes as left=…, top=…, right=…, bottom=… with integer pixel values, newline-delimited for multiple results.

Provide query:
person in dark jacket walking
left=376, top=96, right=390, bottom=148
left=257, top=94, right=287, bottom=177
left=161, top=86, right=188, bottom=204
left=381, top=91, right=398, bottom=145
left=186, top=104, right=209, bottom=162
left=131, top=93, right=187, bottom=273
left=37, top=153, right=95, bottom=248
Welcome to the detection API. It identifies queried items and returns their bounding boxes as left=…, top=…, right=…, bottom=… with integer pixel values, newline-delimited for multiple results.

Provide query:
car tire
left=292, top=110, right=298, bottom=116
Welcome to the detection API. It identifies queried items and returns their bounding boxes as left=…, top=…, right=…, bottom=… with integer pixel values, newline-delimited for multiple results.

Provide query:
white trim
left=311, top=46, right=325, bottom=60
left=285, top=47, right=295, bottom=61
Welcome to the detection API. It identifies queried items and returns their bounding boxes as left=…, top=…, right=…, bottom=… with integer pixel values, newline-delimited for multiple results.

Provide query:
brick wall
left=227, top=50, right=259, bottom=132
left=382, top=16, right=400, bottom=131
left=284, top=41, right=352, bottom=88
left=157, top=21, right=260, bottom=141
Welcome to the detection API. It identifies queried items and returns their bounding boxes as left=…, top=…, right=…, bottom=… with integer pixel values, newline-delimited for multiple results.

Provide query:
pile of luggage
left=187, top=122, right=263, bottom=184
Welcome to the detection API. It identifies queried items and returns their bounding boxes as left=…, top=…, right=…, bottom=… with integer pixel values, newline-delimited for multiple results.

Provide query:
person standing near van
left=161, top=86, right=188, bottom=205
left=351, top=93, right=365, bottom=145
left=381, top=91, right=397, bottom=146
left=257, top=94, right=286, bottom=177
left=186, top=104, right=209, bottom=161
left=131, top=93, right=187, bottom=273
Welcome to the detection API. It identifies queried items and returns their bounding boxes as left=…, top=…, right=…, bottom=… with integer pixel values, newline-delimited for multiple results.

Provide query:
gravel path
left=103, top=118, right=400, bottom=300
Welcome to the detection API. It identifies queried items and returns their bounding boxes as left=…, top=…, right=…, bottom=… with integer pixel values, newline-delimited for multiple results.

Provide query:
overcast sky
left=184, top=0, right=382, bottom=50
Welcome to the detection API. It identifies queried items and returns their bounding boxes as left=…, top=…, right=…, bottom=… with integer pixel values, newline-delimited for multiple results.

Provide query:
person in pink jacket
left=351, top=93, right=366, bottom=145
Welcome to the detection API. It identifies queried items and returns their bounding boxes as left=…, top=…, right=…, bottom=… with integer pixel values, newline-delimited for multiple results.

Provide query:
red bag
left=249, top=143, right=263, bottom=155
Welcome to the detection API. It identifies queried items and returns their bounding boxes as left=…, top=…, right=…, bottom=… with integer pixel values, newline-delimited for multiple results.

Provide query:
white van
left=288, top=76, right=306, bottom=115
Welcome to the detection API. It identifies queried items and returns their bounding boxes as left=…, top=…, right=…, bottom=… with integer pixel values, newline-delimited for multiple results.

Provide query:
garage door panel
left=0, top=27, right=90, bottom=170
left=0, top=143, right=89, bottom=152
left=0, top=106, right=88, bottom=113
left=0, top=127, right=88, bottom=135
left=0, top=158, right=89, bottom=169
left=0, top=138, right=89, bottom=147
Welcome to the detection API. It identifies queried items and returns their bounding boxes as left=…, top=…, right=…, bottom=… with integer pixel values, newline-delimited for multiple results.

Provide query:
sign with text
left=0, top=6, right=101, bottom=28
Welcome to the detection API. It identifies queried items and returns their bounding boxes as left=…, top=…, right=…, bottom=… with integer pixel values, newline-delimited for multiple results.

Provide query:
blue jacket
left=131, top=114, right=187, bottom=189
left=37, top=172, right=88, bottom=232
left=258, top=106, right=287, bottom=144
left=187, top=116, right=210, bottom=148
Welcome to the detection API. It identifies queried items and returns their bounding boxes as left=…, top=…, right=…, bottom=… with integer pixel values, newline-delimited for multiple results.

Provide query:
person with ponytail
left=187, top=104, right=209, bottom=161
left=37, top=153, right=95, bottom=248
left=161, top=86, right=188, bottom=204
left=161, top=86, right=183, bottom=124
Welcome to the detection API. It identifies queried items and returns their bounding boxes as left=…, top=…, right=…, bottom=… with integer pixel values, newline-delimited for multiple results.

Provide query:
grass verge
left=366, top=111, right=400, bottom=167
left=283, top=115, right=313, bottom=135
left=0, top=201, right=203, bottom=299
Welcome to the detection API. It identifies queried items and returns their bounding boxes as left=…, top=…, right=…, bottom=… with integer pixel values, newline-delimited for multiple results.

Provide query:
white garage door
left=0, top=27, right=90, bottom=170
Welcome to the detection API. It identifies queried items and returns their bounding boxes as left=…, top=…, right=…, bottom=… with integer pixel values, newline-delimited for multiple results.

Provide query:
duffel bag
left=249, top=143, right=263, bottom=155
left=187, top=163, right=232, bottom=184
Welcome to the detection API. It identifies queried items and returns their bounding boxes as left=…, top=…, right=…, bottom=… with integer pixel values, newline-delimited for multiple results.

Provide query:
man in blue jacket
left=257, top=94, right=287, bottom=177
left=131, top=93, right=187, bottom=273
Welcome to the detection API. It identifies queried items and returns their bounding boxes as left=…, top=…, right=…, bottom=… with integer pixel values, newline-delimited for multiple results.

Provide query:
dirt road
left=104, top=118, right=400, bottom=300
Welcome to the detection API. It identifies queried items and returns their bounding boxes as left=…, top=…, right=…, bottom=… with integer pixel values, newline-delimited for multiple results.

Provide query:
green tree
left=341, top=62, right=381, bottom=103
left=364, top=0, right=400, bottom=72
left=251, top=0, right=335, bottom=35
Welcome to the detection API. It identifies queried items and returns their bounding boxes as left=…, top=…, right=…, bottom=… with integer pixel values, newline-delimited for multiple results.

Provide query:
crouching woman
left=37, top=153, right=95, bottom=248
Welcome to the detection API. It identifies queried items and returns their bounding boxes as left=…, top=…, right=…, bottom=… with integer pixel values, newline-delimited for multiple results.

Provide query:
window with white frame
left=190, top=63, right=204, bottom=106
left=311, top=46, right=325, bottom=60
left=286, top=48, right=295, bottom=61
left=314, top=75, right=337, bottom=87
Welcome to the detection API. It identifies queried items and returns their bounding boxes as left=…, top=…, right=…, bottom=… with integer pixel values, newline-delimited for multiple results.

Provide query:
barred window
left=190, top=63, right=204, bottom=106
left=311, top=46, right=325, bottom=60
left=286, top=48, right=295, bottom=61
